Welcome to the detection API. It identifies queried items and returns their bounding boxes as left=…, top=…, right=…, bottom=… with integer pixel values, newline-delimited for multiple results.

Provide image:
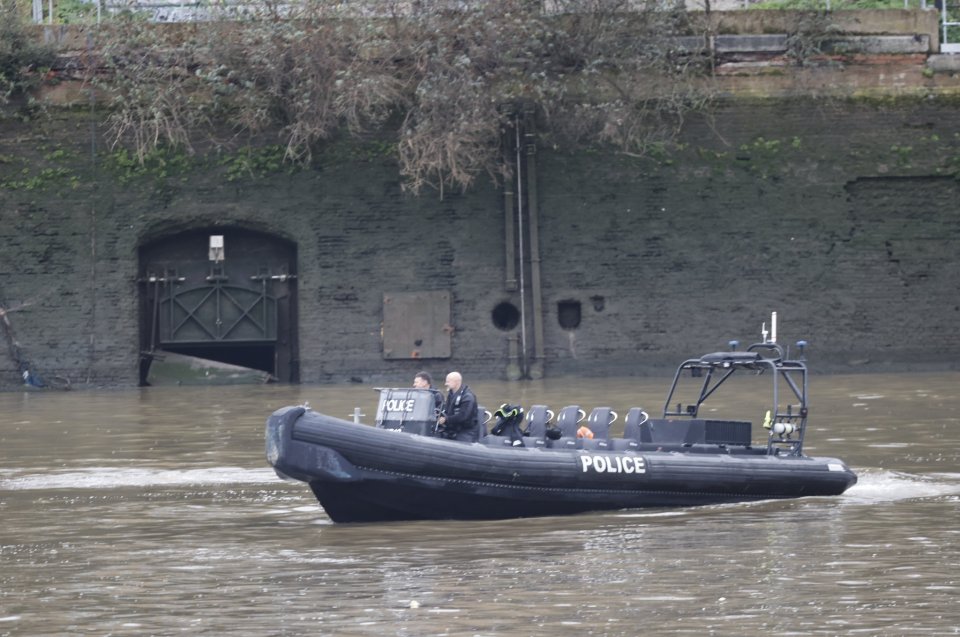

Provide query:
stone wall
left=5, top=4, right=960, bottom=389
left=535, top=99, right=960, bottom=375
left=2, top=93, right=960, bottom=390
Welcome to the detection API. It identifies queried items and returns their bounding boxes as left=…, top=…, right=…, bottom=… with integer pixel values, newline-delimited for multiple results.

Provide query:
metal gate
left=139, top=228, right=298, bottom=383
left=150, top=270, right=279, bottom=345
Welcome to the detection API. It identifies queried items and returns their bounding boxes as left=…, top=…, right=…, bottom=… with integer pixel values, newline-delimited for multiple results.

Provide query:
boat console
left=374, top=388, right=442, bottom=436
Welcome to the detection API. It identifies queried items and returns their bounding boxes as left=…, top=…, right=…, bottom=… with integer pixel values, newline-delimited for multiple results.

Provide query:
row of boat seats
left=482, top=402, right=756, bottom=450
left=518, top=404, right=650, bottom=450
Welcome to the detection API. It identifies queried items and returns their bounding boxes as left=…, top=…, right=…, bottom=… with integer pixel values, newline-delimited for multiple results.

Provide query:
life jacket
left=491, top=404, right=526, bottom=445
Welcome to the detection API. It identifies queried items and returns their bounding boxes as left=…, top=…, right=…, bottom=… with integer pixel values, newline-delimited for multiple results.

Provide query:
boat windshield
left=373, top=388, right=440, bottom=435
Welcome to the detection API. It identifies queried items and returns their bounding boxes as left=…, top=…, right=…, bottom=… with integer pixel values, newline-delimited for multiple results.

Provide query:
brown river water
left=1, top=373, right=959, bottom=636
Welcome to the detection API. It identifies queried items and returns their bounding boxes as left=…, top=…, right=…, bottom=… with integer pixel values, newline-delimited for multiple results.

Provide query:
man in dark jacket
left=437, top=371, right=480, bottom=442
left=413, top=370, right=444, bottom=416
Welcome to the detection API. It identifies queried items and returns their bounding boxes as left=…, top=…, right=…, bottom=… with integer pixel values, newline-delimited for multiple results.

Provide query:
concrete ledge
left=824, top=34, right=931, bottom=54
left=709, top=9, right=939, bottom=36
left=678, top=33, right=931, bottom=55
left=715, top=34, right=788, bottom=53
left=927, top=54, right=960, bottom=72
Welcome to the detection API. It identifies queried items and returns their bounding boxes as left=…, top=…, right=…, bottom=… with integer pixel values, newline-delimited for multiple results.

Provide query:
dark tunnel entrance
left=138, top=227, right=299, bottom=385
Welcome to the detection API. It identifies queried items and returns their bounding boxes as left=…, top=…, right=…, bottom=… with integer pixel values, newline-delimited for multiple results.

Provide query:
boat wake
left=842, top=469, right=960, bottom=504
left=0, top=466, right=282, bottom=491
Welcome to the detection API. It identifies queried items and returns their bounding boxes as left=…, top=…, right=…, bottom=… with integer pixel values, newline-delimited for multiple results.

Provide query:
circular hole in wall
left=557, top=300, right=581, bottom=330
left=492, top=301, right=521, bottom=331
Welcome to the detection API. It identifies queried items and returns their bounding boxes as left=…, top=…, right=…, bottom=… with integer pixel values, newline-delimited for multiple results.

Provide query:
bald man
left=436, top=371, right=480, bottom=442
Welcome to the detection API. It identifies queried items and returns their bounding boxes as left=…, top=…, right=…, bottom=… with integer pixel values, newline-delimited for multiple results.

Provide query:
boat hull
left=266, top=405, right=858, bottom=523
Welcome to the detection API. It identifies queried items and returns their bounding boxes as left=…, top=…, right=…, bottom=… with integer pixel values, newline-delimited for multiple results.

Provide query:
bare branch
left=92, top=0, right=715, bottom=193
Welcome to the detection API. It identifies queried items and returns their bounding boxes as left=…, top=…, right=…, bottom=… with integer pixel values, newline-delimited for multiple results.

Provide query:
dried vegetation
left=91, top=0, right=717, bottom=193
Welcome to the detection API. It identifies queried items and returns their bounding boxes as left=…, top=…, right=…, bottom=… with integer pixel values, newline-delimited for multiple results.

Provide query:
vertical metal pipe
left=150, top=280, right=159, bottom=352
left=515, top=114, right=527, bottom=376
left=524, top=112, right=545, bottom=380
left=503, top=124, right=517, bottom=292
left=262, top=277, right=268, bottom=339
left=86, top=30, right=98, bottom=383
left=506, top=333, right=522, bottom=381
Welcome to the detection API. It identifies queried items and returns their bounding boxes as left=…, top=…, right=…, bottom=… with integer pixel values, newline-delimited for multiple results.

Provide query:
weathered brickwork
left=2, top=97, right=959, bottom=390
left=535, top=100, right=960, bottom=374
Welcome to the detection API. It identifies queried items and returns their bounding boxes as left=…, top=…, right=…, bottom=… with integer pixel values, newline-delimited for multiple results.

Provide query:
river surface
left=2, top=373, right=959, bottom=636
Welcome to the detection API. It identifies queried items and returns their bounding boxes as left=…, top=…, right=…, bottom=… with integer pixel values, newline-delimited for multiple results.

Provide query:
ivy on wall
left=0, top=1, right=57, bottom=104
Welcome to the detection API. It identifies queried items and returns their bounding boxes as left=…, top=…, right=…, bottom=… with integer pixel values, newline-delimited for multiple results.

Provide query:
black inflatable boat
left=266, top=325, right=857, bottom=523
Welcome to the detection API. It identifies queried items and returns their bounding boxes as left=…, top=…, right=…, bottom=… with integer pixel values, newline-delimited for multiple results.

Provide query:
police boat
left=265, top=318, right=857, bottom=523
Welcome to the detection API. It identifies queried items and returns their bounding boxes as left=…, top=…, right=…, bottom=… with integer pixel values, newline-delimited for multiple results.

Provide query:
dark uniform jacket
left=441, top=384, right=480, bottom=442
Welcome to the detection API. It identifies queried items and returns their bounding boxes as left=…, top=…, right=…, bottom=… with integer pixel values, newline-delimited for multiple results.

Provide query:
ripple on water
left=2, top=377, right=959, bottom=636
left=0, top=466, right=281, bottom=491
left=843, top=469, right=960, bottom=504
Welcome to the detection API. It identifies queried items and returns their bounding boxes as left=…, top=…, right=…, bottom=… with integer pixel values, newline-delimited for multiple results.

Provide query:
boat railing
left=661, top=340, right=809, bottom=457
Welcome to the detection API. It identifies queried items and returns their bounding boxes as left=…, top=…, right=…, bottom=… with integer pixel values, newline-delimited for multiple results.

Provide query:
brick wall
left=2, top=97, right=959, bottom=390
left=533, top=99, right=960, bottom=375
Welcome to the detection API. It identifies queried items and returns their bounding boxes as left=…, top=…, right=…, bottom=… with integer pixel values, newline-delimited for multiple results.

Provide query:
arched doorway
left=138, top=227, right=298, bottom=385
